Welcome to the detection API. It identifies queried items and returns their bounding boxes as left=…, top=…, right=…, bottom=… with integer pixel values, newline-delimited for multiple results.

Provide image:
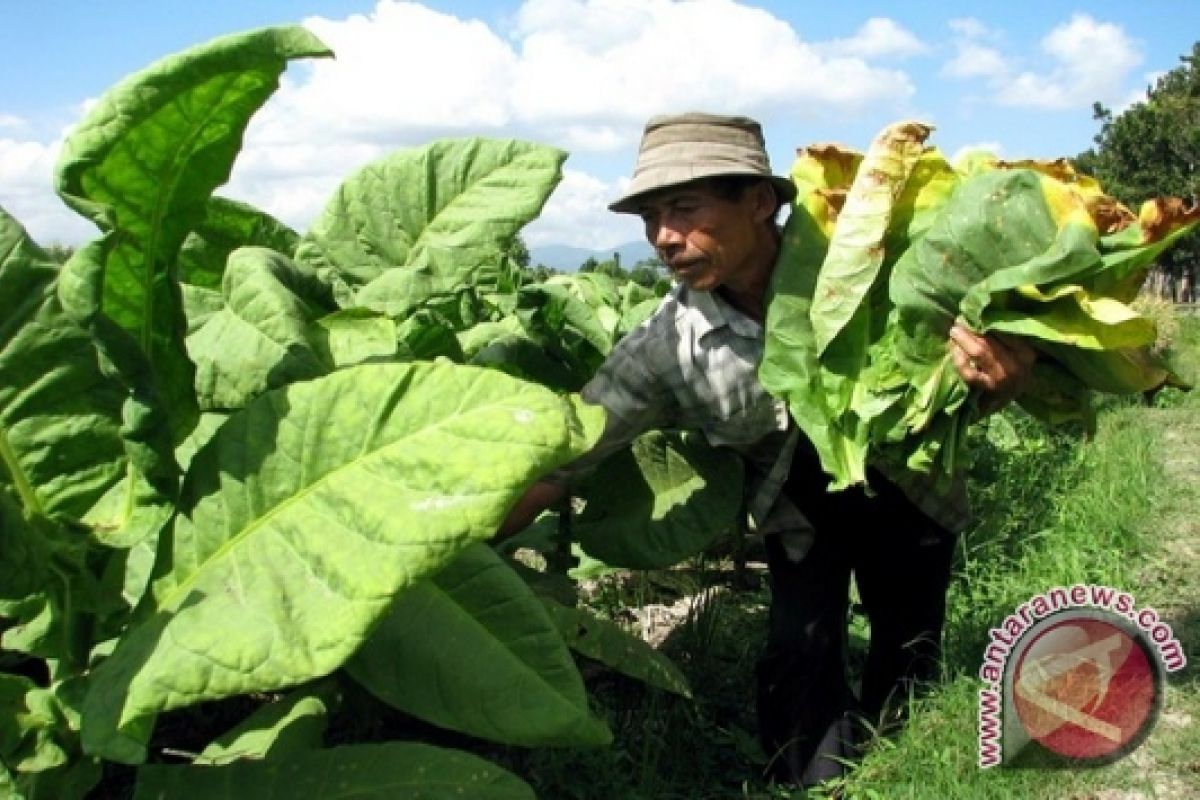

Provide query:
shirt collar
left=678, top=284, right=763, bottom=340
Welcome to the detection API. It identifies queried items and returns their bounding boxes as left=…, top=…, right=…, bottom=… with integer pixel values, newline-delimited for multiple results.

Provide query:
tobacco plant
left=0, top=26, right=737, bottom=799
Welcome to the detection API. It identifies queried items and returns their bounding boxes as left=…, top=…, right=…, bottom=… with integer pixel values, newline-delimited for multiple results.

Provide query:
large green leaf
left=347, top=544, right=610, bottom=747
left=54, top=26, right=333, bottom=439
left=133, top=742, right=535, bottom=800
left=308, top=309, right=399, bottom=369
left=541, top=598, right=692, bottom=697
left=187, top=247, right=334, bottom=410
left=573, top=431, right=744, bottom=569
left=296, top=138, right=565, bottom=293
left=0, top=490, right=96, bottom=666
left=180, top=197, right=301, bottom=290
left=0, top=211, right=173, bottom=557
left=181, top=283, right=226, bottom=336
left=0, top=208, right=129, bottom=522
left=81, top=362, right=604, bottom=763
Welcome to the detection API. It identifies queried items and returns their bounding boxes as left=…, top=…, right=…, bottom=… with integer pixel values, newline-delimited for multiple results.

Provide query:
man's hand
left=948, top=323, right=1037, bottom=416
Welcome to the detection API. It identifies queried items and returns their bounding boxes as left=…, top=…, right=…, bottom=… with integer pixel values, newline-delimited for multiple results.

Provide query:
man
left=499, top=112, right=1033, bottom=786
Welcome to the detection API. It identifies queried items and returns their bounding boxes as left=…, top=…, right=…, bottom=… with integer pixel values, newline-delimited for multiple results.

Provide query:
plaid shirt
left=553, top=283, right=971, bottom=555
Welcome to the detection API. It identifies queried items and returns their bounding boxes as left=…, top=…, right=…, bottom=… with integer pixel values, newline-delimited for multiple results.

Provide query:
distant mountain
left=530, top=240, right=656, bottom=272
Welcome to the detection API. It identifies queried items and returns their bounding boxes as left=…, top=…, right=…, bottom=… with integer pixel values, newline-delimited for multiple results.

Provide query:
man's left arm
left=948, top=323, right=1038, bottom=416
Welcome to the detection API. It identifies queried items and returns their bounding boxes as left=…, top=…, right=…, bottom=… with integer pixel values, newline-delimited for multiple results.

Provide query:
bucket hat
left=608, top=112, right=797, bottom=213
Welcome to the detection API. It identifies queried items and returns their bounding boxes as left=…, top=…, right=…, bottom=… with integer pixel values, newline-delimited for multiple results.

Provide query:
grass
left=509, top=314, right=1200, bottom=799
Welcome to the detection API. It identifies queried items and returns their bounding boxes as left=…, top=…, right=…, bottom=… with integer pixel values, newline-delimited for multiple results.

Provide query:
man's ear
left=751, top=180, right=777, bottom=223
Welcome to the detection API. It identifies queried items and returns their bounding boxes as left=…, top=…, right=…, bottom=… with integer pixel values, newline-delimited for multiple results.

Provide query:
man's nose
left=652, top=219, right=685, bottom=250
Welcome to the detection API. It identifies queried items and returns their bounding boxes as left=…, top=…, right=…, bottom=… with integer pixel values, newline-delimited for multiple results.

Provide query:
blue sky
left=3, top=1, right=1197, bottom=250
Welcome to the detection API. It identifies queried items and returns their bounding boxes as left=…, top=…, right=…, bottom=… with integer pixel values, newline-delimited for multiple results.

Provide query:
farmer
left=498, top=112, right=1033, bottom=786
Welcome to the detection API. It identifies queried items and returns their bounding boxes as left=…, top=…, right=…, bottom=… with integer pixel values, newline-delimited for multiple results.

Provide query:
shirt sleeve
left=544, top=310, right=680, bottom=486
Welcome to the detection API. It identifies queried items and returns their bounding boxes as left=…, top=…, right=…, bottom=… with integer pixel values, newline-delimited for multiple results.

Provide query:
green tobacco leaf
left=180, top=197, right=301, bottom=290
left=297, top=138, right=565, bottom=292
left=199, top=680, right=340, bottom=764
left=56, top=242, right=180, bottom=547
left=0, top=674, right=68, bottom=773
left=1, top=675, right=98, bottom=800
left=0, top=490, right=93, bottom=665
left=1090, top=200, right=1200, bottom=302
left=81, top=362, right=605, bottom=763
left=618, top=296, right=662, bottom=338
left=1036, top=341, right=1178, bottom=394
left=395, top=310, right=466, bottom=362
left=982, top=283, right=1156, bottom=350
left=173, top=412, right=230, bottom=475
left=54, top=26, right=332, bottom=439
left=11, top=756, right=101, bottom=800
left=760, top=161, right=852, bottom=487
left=0, top=207, right=173, bottom=541
left=469, top=333, right=585, bottom=391
left=354, top=268, right=460, bottom=321
left=1015, top=360, right=1095, bottom=427
left=541, top=598, right=692, bottom=698
left=0, top=215, right=117, bottom=520
left=518, top=282, right=614, bottom=360
left=181, top=284, right=226, bottom=336
left=308, top=309, right=398, bottom=369
left=187, top=247, right=334, bottom=410
left=510, top=282, right=613, bottom=390
left=133, top=742, right=535, bottom=800
left=573, top=431, right=743, bottom=569
left=457, top=317, right=525, bottom=359
left=348, top=544, right=610, bottom=747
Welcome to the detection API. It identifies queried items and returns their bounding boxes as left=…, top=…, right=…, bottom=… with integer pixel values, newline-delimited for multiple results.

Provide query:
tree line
left=509, top=235, right=670, bottom=291
left=1076, top=41, right=1199, bottom=303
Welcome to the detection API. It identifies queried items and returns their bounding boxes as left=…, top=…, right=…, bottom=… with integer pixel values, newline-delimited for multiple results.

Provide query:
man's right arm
left=494, top=293, right=678, bottom=543
left=496, top=480, right=568, bottom=542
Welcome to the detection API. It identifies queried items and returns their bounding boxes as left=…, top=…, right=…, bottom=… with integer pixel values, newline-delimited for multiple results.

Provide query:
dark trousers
left=756, top=445, right=957, bottom=786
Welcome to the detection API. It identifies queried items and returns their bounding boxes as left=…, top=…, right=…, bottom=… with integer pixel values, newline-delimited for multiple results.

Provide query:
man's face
left=635, top=181, right=773, bottom=293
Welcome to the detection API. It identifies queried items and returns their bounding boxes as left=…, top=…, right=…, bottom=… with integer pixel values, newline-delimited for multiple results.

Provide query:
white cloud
left=522, top=168, right=643, bottom=250
left=0, top=136, right=96, bottom=246
left=508, top=0, right=914, bottom=129
left=941, top=14, right=1143, bottom=112
left=0, top=114, right=27, bottom=130
left=941, top=17, right=1008, bottom=80
left=941, top=43, right=1008, bottom=79
left=996, top=14, right=1142, bottom=109
left=816, top=17, right=929, bottom=60
left=948, top=18, right=990, bottom=40
left=3, top=0, right=922, bottom=248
